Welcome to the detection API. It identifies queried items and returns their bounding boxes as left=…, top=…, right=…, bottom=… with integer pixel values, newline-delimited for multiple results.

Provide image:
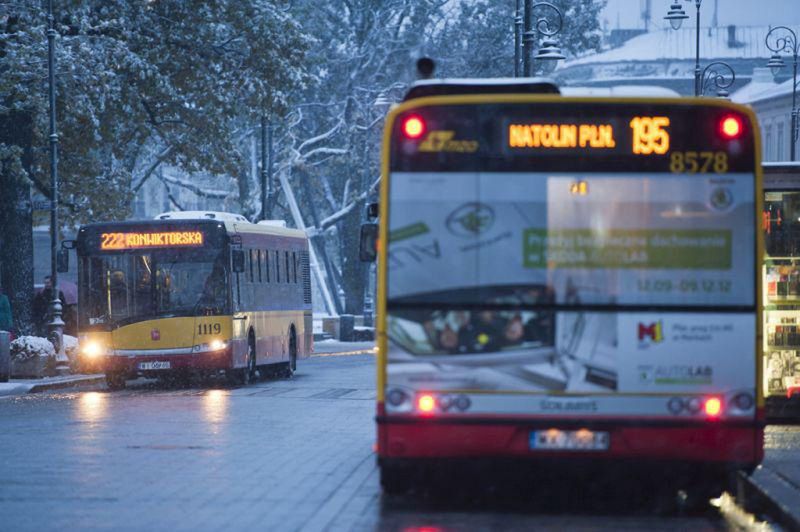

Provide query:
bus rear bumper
left=100, top=348, right=233, bottom=374
left=377, top=417, right=763, bottom=467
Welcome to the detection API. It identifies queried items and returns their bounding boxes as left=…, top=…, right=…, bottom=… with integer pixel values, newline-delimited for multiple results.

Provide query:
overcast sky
left=601, top=0, right=800, bottom=30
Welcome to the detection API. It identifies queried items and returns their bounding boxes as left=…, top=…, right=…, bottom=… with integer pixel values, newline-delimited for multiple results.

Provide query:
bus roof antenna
left=416, top=57, right=435, bottom=80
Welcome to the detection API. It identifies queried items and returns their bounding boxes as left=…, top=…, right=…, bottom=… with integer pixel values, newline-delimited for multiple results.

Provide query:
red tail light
left=417, top=394, right=436, bottom=414
left=402, top=115, right=426, bottom=139
left=704, top=397, right=722, bottom=417
left=719, top=115, right=743, bottom=139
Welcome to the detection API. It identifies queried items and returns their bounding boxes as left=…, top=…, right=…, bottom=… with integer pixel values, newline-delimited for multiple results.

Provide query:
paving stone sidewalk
left=740, top=425, right=800, bottom=530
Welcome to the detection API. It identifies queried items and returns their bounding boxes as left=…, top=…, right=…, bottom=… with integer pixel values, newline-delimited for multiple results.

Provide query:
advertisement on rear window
left=385, top=171, right=756, bottom=404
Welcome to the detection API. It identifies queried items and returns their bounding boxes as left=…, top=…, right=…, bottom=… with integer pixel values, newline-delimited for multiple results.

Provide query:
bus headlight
left=193, top=340, right=228, bottom=353
left=81, top=341, right=105, bottom=359
left=209, top=339, right=227, bottom=351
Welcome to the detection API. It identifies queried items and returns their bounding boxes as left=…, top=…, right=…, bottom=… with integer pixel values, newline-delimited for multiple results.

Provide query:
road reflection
left=202, top=389, right=229, bottom=428
left=77, top=391, right=108, bottom=424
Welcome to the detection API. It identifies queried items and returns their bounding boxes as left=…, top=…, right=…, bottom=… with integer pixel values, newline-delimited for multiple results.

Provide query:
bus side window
left=264, top=250, right=270, bottom=282
left=235, top=270, right=241, bottom=311
left=249, top=249, right=255, bottom=283
left=293, top=251, right=297, bottom=283
left=275, top=250, right=280, bottom=283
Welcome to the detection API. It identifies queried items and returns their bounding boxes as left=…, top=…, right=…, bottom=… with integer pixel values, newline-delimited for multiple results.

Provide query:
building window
left=778, top=123, right=785, bottom=161
left=765, top=125, right=773, bottom=162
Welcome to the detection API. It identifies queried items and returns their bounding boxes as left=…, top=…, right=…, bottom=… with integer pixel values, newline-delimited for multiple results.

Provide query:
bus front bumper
left=96, top=348, right=234, bottom=374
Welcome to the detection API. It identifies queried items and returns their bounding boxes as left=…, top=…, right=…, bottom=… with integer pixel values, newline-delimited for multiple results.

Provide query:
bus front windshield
left=79, top=249, right=229, bottom=328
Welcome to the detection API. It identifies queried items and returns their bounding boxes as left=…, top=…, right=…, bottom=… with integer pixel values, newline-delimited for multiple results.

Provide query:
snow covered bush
left=63, top=335, right=79, bottom=360
left=10, top=336, right=55, bottom=361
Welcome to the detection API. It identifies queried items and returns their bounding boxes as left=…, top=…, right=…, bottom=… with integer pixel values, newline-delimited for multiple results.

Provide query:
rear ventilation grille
left=300, top=251, right=312, bottom=305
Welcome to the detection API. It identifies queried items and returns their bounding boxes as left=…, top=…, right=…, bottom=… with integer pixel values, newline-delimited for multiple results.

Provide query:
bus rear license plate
left=530, top=430, right=609, bottom=451
left=139, top=361, right=171, bottom=370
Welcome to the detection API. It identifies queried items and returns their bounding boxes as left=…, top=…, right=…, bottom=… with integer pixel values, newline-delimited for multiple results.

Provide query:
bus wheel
left=243, top=336, right=257, bottom=384
left=283, top=328, right=297, bottom=379
left=289, top=328, right=298, bottom=372
left=106, top=372, right=126, bottom=391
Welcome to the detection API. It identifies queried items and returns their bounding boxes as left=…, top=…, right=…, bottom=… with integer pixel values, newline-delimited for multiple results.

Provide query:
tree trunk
left=0, top=110, right=35, bottom=334
left=340, top=205, right=366, bottom=315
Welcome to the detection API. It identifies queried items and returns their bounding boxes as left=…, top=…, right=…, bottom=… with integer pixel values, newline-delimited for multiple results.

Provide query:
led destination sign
left=100, top=231, right=204, bottom=250
left=508, top=116, right=670, bottom=155
left=391, top=102, right=754, bottom=174
left=509, top=123, right=616, bottom=149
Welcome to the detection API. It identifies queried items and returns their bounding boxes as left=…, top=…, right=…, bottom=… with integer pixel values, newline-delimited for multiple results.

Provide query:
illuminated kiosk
left=763, top=162, right=800, bottom=420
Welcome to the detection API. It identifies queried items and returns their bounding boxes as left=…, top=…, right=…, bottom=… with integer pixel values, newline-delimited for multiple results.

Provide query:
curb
left=28, top=375, right=106, bottom=393
left=0, top=375, right=105, bottom=397
left=737, top=467, right=800, bottom=530
left=311, top=349, right=375, bottom=358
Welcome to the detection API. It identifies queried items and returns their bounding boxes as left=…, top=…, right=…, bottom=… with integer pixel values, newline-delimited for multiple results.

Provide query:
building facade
left=555, top=25, right=797, bottom=97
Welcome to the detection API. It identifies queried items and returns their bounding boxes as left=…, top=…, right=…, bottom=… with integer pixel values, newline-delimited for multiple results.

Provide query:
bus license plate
left=139, top=361, right=171, bottom=370
left=530, top=429, right=609, bottom=451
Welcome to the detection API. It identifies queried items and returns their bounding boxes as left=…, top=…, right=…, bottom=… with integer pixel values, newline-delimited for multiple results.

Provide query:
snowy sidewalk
left=739, top=425, right=800, bottom=530
left=0, top=374, right=105, bottom=398
left=313, top=340, right=375, bottom=357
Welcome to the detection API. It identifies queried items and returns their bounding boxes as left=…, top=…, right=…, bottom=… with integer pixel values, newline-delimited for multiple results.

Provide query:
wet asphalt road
left=1, top=351, right=793, bottom=531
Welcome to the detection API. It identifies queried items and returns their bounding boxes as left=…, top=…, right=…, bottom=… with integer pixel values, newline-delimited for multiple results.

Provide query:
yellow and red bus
left=73, top=212, right=312, bottom=389
left=371, top=81, right=764, bottom=495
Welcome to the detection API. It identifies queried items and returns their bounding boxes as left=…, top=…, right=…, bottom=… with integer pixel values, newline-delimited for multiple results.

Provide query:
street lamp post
left=765, top=26, right=799, bottom=161
left=700, top=61, right=736, bottom=98
left=514, top=0, right=522, bottom=77
left=46, top=0, right=67, bottom=372
left=520, top=1, right=565, bottom=77
left=664, top=1, right=703, bottom=96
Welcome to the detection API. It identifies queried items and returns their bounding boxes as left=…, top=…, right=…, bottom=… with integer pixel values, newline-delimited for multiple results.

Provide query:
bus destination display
left=100, top=231, right=204, bottom=250
left=508, top=116, right=671, bottom=155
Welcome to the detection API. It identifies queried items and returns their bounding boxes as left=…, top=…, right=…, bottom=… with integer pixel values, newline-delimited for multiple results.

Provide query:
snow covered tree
left=274, top=0, right=605, bottom=315
left=0, top=0, right=311, bottom=226
left=434, top=0, right=606, bottom=78
left=270, top=0, right=446, bottom=315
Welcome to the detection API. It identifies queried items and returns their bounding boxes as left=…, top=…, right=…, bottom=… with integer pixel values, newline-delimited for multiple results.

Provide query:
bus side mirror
left=359, top=223, right=378, bottom=262
left=56, top=249, right=69, bottom=273
left=366, top=202, right=379, bottom=220
left=232, top=250, right=245, bottom=273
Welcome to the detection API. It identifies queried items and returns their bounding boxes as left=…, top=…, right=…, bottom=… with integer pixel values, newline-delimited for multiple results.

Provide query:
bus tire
left=289, top=326, right=298, bottom=374
left=230, top=335, right=257, bottom=386
left=243, top=334, right=257, bottom=384
left=106, top=372, right=126, bottom=391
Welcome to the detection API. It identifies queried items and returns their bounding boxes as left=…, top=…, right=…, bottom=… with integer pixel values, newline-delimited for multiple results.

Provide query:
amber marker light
left=704, top=397, right=722, bottom=417
left=417, top=394, right=436, bottom=414
left=402, top=115, right=426, bottom=139
left=719, top=115, right=743, bottom=139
